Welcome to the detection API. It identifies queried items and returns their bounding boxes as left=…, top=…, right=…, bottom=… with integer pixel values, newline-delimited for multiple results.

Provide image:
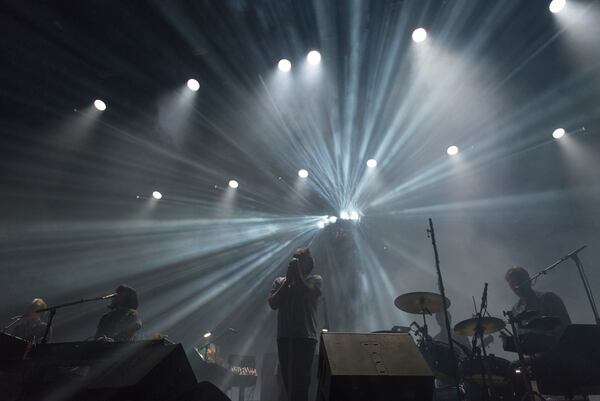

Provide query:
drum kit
left=393, top=292, right=561, bottom=401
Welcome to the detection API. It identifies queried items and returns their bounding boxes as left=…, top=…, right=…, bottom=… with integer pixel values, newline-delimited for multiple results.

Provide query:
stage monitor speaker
left=21, top=340, right=198, bottom=401
left=317, top=332, right=434, bottom=401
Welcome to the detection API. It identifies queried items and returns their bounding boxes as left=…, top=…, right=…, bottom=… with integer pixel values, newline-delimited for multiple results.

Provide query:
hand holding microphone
left=286, top=258, right=300, bottom=284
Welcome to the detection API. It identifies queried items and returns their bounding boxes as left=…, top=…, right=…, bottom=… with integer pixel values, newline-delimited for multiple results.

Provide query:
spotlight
left=447, top=145, right=459, bottom=156
left=278, top=59, right=292, bottom=72
left=552, top=128, right=565, bottom=139
left=187, top=78, right=200, bottom=91
left=340, top=211, right=350, bottom=220
left=549, top=0, right=566, bottom=13
left=298, top=169, right=309, bottom=178
left=321, top=329, right=328, bottom=333
left=328, top=216, right=338, bottom=224
left=317, top=221, right=326, bottom=229
left=307, top=50, right=321, bottom=65
left=94, top=99, right=107, bottom=111
left=412, top=28, right=427, bottom=43
left=349, top=211, right=360, bottom=221
left=366, top=159, right=377, bottom=168
left=152, top=191, right=162, bottom=200
left=203, top=332, right=212, bottom=338
left=228, top=180, right=239, bottom=189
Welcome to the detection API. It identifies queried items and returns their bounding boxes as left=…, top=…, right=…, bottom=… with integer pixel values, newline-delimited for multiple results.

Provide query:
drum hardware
left=395, top=291, right=451, bottom=347
left=460, top=283, right=495, bottom=401
left=426, top=218, right=463, bottom=401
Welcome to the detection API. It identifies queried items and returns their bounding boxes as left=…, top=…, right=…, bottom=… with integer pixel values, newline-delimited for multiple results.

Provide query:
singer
left=95, top=285, right=141, bottom=341
left=268, top=248, right=322, bottom=401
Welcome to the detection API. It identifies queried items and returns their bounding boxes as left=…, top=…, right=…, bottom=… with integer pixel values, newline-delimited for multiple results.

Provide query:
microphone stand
left=517, top=245, right=599, bottom=325
left=470, top=284, right=493, bottom=401
left=427, top=218, right=462, bottom=401
left=36, top=295, right=115, bottom=344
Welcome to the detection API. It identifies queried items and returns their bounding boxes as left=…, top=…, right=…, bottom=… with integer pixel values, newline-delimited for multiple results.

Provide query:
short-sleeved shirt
left=511, top=291, right=571, bottom=338
left=95, top=308, right=141, bottom=341
left=272, top=275, right=322, bottom=340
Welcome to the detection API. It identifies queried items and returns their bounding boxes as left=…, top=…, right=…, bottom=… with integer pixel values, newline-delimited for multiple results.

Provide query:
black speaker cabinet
left=20, top=340, right=198, bottom=401
left=317, top=332, right=434, bottom=401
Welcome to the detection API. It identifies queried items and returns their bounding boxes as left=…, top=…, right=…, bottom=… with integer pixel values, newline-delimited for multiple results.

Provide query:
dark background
left=1, top=0, right=599, bottom=391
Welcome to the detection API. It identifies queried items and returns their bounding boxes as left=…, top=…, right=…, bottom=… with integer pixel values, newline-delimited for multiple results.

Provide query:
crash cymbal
left=454, top=317, right=506, bottom=336
left=394, top=292, right=450, bottom=314
left=522, top=316, right=561, bottom=331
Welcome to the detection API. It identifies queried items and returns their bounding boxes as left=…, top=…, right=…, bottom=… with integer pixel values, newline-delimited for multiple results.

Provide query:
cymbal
left=522, top=316, right=561, bottom=331
left=454, top=317, right=506, bottom=336
left=394, top=292, right=450, bottom=314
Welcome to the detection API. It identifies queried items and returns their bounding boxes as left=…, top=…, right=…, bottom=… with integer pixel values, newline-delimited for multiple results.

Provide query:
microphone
left=482, top=282, right=488, bottom=310
left=10, top=315, right=23, bottom=320
left=101, top=293, right=118, bottom=300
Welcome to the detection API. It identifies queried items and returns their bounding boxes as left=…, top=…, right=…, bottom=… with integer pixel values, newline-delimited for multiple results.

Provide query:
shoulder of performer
left=538, top=291, right=563, bottom=303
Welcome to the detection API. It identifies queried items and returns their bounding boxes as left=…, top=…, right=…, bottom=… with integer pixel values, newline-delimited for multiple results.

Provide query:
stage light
left=328, top=216, right=338, bottom=223
left=321, top=329, right=328, bottom=333
left=203, top=332, right=212, bottom=338
left=307, top=50, right=321, bottom=65
left=366, top=159, right=378, bottom=168
left=549, top=0, right=566, bottom=13
left=340, top=211, right=350, bottom=220
left=298, top=169, right=309, bottom=178
left=552, top=128, right=565, bottom=139
left=152, top=191, right=162, bottom=200
left=187, top=79, right=200, bottom=91
left=229, top=180, right=239, bottom=189
left=447, top=145, right=459, bottom=156
left=93, top=99, right=106, bottom=111
left=278, top=59, right=292, bottom=72
left=412, top=28, right=427, bottom=43
left=317, top=221, right=326, bottom=229
left=349, top=211, right=360, bottom=221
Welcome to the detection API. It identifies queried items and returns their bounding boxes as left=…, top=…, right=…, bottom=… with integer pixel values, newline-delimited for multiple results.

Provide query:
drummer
left=504, top=266, right=571, bottom=340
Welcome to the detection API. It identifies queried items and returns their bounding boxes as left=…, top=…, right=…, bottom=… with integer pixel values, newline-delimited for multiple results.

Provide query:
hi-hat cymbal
left=454, top=317, right=506, bottom=336
left=394, top=292, right=450, bottom=314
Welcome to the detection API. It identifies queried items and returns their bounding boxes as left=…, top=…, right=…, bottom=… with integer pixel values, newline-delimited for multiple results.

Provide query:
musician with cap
left=95, top=285, right=142, bottom=341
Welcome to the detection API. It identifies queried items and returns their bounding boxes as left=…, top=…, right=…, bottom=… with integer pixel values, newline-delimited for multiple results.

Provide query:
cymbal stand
left=503, top=311, right=546, bottom=401
left=470, top=283, right=494, bottom=401
left=427, top=218, right=462, bottom=401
